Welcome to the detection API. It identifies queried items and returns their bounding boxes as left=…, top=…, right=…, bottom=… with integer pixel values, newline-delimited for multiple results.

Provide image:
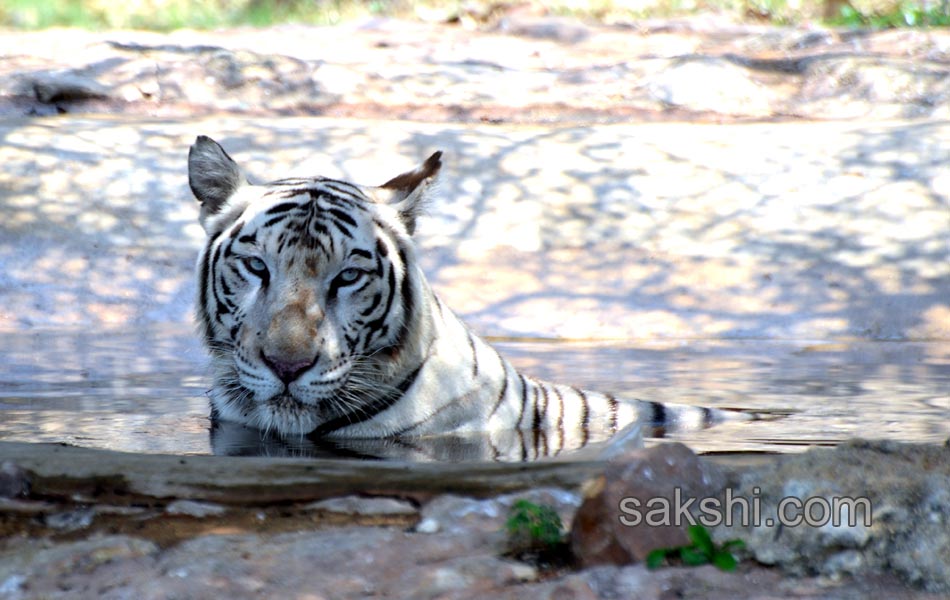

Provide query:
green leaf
left=686, top=525, right=715, bottom=556
left=646, top=549, right=668, bottom=570
left=712, top=551, right=738, bottom=572
left=680, top=547, right=711, bottom=566
left=645, top=528, right=744, bottom=571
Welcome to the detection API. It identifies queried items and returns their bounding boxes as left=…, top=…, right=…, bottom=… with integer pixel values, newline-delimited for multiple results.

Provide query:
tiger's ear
left=375, top=151, right=442, bottom=235
left=188, top=136, right=247, bottom=230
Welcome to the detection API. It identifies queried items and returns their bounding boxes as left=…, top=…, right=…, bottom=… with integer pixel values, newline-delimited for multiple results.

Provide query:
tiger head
left=188, top=136, right=441, bottom=436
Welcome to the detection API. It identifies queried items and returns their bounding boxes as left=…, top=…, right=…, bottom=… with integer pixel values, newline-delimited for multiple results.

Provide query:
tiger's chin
left=209, top=385, right=335, bottom=437
left=258, top=400, right=327, bottom=437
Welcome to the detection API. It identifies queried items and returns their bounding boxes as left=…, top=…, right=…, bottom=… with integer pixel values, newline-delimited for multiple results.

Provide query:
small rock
left=570, top=442, right=726, bottom=567
left=93, top=504, right=149, bottom=517
left=402, top=555, right=538, bottom=599
left=82, top=536, right=158, bottom=567
left=537, top=577, right=600, bottom=600
left=647, top=57, right=774, bottom=117
left=418, top=494, right=505, bottom=538
left=414, top=517, right=440, bottom=534
left=0, top=574, right=26, bottom=597
left=418, top=488, right=580, bottom=541
left=43, top=508, right=95, bottom=532
left=498, top=16, right=591, bottom=43
left=24, top=72, right=111, bottom=103
left=0, top=497, right=53, bottom=515
left=165, top=499, right=227, bottom=518
left=0, top=461, right=29, bottom=498
left=303, top=495, right=418, bottom=517
left=583, top=565, right=662, bottom=599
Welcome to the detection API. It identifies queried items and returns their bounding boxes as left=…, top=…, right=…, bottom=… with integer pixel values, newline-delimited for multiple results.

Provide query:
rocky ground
left=2, top=439, right=950, bottom=598
left=1, top=13, right=949, bottom=599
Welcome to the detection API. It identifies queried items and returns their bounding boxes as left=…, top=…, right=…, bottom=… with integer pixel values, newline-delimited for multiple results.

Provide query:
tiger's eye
left=337, top=268, right=363, bottom=285
left=243, top=256, right=269, bottom=278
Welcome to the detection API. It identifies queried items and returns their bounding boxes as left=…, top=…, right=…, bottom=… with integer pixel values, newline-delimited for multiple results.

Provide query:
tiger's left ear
left=188, top=135, right=249, bottom=233
left=374, top=151, right=442, bottom=235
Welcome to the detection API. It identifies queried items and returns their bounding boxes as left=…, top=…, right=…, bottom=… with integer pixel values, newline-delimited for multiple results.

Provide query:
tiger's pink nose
left=261, top=353, right=316, bottom=384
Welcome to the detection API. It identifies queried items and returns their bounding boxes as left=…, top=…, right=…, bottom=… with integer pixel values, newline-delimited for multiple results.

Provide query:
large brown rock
left=570, top=442, right=726, bottom=567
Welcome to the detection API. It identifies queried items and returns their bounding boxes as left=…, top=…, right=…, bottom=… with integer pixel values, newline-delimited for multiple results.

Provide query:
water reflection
left=0, top=326, right=947, bottom=459
left=208, top=414, right=667, bottom=461
left=209, top=419, right=623, bottom=462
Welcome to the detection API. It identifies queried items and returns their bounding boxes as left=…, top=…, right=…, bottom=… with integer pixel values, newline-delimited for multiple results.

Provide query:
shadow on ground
left=3, top=117, right=945, bottom=340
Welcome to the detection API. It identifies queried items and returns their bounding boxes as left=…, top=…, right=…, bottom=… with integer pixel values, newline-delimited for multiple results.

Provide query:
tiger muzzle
left=261, top=301, right=321, bottom=384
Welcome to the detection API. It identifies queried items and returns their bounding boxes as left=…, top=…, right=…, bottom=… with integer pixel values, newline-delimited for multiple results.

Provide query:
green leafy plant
left=831, top=1, right=950, bottom=28
left=646, top=525, right=745, bottom=572
left=505, top=499, right=565, bottom=550
left=3, top=0, right=950, bottom=31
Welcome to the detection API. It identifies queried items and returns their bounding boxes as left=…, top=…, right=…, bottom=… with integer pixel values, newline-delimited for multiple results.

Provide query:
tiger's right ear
left=374, top=151, right=442, bottom=235
left=188, top=136, right=246, bottom=229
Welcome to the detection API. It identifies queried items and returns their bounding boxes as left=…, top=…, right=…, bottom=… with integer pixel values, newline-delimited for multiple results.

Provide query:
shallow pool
left=1, top=326, right=947, bottom=459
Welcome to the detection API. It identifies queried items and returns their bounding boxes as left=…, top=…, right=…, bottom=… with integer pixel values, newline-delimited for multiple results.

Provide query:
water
left=1, top=325, right=947, bottom=458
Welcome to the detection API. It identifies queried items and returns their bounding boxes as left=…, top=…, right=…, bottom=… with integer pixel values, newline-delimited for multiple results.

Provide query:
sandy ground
left=1, top=116, right=947, bottom=341
left=1, top=18, right=948, bottom=340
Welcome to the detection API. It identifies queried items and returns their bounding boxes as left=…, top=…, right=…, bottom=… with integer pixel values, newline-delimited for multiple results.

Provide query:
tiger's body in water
left=188, top=137, right=742, bottom=459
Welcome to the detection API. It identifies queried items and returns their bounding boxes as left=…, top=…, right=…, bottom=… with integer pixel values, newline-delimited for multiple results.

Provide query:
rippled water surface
left=1, top=326, right=947, bottom=458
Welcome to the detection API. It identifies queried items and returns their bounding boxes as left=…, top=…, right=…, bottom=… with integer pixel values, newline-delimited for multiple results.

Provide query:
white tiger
left=188, top=136, right=743, bottom=459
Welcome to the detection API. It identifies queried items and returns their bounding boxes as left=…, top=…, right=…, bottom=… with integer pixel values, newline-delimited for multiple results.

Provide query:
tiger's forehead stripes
left=241, top=181, right=382, bottom=264
left=264, top=177, right=370, bottom=203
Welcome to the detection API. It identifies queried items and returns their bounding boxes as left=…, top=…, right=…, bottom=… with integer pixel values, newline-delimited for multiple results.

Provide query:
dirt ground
left=3, top=15, right=950, bottom=123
